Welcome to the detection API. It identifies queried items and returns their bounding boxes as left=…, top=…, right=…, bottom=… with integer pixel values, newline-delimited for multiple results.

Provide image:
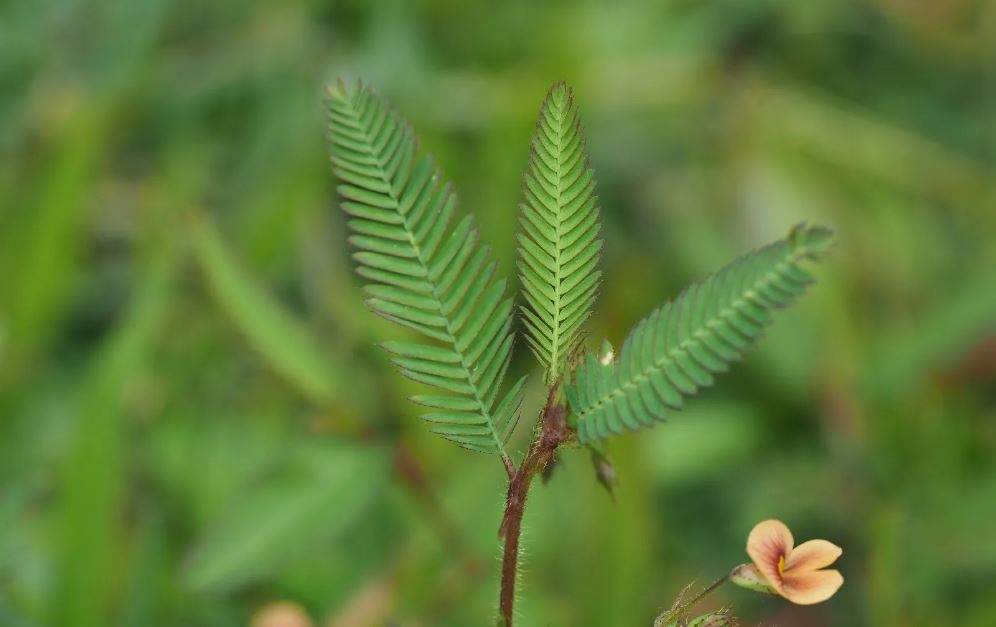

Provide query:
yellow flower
left=740, top=519, right=843, bottom=605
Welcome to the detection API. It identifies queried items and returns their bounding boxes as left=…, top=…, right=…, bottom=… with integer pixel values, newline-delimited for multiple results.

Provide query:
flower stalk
left=654, top=574, right=734, bottom=627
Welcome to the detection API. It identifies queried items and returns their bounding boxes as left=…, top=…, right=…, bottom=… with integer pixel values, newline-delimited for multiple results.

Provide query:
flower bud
left=541, top=452, right=560, bottom=484
left=729, top=563, right=776, bottom=595
left=588, top=445, right=617, bottom=499
left=599, top=339, right=615, bottom=365
left=686, top=609, right=737, bottom=626
left=658, top=609, right=736, bottom=627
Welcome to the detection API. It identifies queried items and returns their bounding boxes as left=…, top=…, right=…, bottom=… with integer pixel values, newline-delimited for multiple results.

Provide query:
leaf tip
left=790, top=222, right=835, bottom=258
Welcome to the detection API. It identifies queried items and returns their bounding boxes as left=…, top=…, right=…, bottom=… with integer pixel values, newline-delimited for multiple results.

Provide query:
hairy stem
left=680, top=574, right=729, bottom=612
left=653, top=573, right=730, bottom=626
left=498, top=386, right=568, bottom=626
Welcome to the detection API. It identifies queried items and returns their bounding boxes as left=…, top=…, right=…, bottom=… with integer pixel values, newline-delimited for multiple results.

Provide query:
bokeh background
left=3, top=1, right=996, bottom=625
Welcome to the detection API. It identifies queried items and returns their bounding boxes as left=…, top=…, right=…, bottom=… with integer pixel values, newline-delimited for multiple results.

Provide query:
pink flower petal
left=781, top=569, right=844, bottom=605
left=746, top=519, right=794, bottom=592
left=785, top=539, right=842, bottom=574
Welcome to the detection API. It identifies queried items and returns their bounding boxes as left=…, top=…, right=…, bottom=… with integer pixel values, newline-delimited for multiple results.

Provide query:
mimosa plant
left=326, top=79, right=837, bottom=625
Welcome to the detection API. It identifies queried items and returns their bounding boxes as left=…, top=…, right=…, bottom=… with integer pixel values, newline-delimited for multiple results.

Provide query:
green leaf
left=0, top=109, right=105, bottom=370
left=188, top=214, right=348, bottom=408
left=183, top=444, right=388, bottom=593
left=517, top=82, right=602, bottom=383
left=566, top=223, right=833, bottom=444
left=327, top=80, right=523, bottom=457
left=56, top=252, right=175, bottom=627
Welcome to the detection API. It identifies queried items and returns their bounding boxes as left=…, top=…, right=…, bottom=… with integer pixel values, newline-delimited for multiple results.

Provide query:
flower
left=250, top=602, right=314, bottom=627
left=739, top=519, right=843, bottom=605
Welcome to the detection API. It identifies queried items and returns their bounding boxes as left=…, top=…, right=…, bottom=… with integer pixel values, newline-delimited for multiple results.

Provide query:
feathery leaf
left=517, top=82, right=602, bottom=383
left=565, top=224, right=834, bottom=444
left=327, top=80, right=523, bottom=457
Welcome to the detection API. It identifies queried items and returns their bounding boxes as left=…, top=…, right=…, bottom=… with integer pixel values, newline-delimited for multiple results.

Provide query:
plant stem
left=653, top=573, right=730, bottom=626
left=498, top=386, right=568, bottom=626
left=681, top=574, right=729, bottom=612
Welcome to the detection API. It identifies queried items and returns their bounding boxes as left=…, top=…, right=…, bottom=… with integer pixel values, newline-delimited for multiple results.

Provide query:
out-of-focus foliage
left=1, top=1, right=994, bottom=626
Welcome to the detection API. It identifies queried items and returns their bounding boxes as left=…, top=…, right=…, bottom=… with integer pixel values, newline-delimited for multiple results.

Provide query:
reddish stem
left=498, top=387, right=568, bottom=626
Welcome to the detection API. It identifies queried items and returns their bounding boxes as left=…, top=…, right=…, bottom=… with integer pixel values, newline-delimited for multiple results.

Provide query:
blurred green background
left=2, top=1, right=996, bottom=625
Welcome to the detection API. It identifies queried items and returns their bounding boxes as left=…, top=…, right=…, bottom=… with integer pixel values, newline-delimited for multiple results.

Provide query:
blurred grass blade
left=54, top=255, right=175, bottom=627
left=182, top=444, right=388, bottom=593
left=188, top=214, right=348, bottom=408
left=0, top=110, right=106, bottom=377
left=118, top=512, right=169, bottom=627
left=763, top=85, right=996, bottom=208
left=866, top=265, right=996, bottom=400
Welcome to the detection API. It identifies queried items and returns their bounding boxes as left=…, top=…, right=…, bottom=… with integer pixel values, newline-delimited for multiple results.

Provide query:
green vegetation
left=567, top=223, right=833, bottom=444
left=326, top=80, right=831, bottom=625
left=2, top=1, right=995, bottom=626
left=517, top=83, right=603, bottom=385
left=328, top=81, right=525, bottom=458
